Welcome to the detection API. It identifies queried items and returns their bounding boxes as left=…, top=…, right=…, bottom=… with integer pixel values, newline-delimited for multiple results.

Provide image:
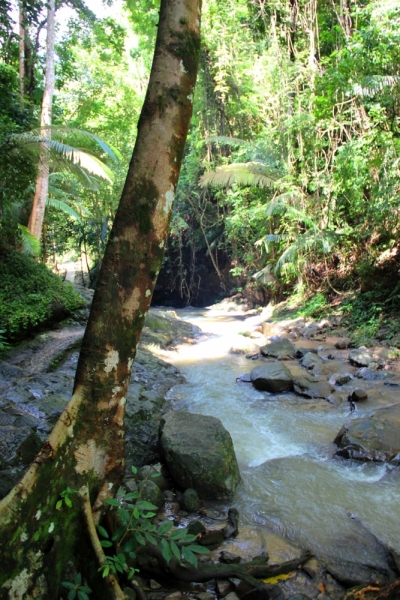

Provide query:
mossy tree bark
left=0, top=1, right=201, bottom=598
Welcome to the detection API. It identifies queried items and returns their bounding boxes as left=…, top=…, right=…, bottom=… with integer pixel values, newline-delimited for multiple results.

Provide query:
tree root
left=80, top=486, right=127, bottom=600
left=137, top=546, right=313, bottom=588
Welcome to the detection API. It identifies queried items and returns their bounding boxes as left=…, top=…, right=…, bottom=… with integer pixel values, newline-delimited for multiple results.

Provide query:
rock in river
left=260, top=338, right=296, bottom=360
left=292, top=373, right=333, bottom=399
left=250, top=363, right=293, bottom=393
left=159, top=412, right=241, bottom=500
left=334, top=404, right=400, bottom=462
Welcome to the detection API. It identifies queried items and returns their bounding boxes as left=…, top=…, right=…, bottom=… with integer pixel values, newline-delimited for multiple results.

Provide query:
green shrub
left=0, top=248, right=85, bottom=339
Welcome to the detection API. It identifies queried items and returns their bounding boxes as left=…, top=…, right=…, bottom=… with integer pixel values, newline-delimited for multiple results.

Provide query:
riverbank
left=1, top=298, right=399, bottom=599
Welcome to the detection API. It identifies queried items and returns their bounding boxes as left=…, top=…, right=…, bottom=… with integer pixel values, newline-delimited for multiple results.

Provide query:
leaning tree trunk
left=0, top=1, right=201, bottom=598
left=27, top=0, right=55, bottom=242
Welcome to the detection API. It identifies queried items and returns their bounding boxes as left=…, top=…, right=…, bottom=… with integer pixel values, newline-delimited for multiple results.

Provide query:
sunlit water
left=161, top=307, right=400, bottom=565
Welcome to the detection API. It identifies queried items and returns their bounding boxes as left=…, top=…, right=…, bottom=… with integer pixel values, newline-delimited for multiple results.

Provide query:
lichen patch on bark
left=122, top=287, right=141, bottom=320
left=104, top=349, right=120, bottom=374
left=74, top=440, right=107, bottom=477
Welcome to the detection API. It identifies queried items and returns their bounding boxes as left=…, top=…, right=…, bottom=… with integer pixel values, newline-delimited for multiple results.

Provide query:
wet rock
left=325, top=558, right=391, bottom=587
left=0, top=467, right=23, bottom=499
left=219, top=551, right=241, bottom=564
left=329, top=373, right=352, bottom=386
left=216, top=579, right=235, bottom=597
left=354, top=367, right=392, bottom=381
left=137, top=465, right=169, bottom=491
left=241, top=584, right=284, bottom=600
left=250, top=363, right=293, bottom=393
left=334, top=405, right=400, bottom=462
left=349, top=347, right=374, bottom=367
left=138, top=479, right=164, bottom=509
left=236, top=373, right=252, bottom=382
left=334, top=338, right=352, bottom=350
left=224, top=593, right=240, bottom=600
left=288, top=595, right=312, bottom=600
left=292, top=373, right=333, bottom=399
left=260, top=338, right=296, bottom=360
left=197, top=593, right=215, bottom=600
left=350, top=389, right=368, bottom=402
left=180, top=488, right=200, bottom=513
left=187, top=520, right=207, bottom=537
left=160, top=412, right=241, bottom=500
left=295, top=347, right=318, bottom=358
left=301, top=353, right=323, bottom=369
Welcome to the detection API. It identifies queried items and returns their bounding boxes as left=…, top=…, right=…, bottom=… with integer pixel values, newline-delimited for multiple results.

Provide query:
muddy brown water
left=163, top=307, right=400, bottom=572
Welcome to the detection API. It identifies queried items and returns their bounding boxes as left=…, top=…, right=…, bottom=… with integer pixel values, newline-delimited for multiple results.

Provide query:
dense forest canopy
left=1, top=0, right=400, bottom=317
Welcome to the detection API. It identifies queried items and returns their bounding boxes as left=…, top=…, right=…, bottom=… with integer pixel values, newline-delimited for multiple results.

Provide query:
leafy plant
left=62, top=573, right=92, bottom=600
left=98, top=467, right=209, bottom=579
left=56, top=487, right=78, bottom=510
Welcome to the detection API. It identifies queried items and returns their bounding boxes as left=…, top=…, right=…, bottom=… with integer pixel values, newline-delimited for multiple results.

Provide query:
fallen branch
left=137, top=545, right=313, bottom=587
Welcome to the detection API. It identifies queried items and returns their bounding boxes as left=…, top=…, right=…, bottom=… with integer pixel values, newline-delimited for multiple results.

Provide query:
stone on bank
left=159, top=411, right=241, bottom=500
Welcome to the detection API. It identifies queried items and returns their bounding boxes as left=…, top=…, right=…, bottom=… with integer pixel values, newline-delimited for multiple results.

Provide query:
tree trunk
left=18, top=1, right=25, bottom=101
left=27, top=0, right=55, bottom=242
left=0, top=0, right=201, bottom=597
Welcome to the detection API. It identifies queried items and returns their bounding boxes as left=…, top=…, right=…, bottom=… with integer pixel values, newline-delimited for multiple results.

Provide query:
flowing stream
left=162, top=307, right=400, bottom=568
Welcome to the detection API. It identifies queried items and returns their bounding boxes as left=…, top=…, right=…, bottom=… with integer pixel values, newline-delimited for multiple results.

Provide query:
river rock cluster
left=235, top=315, right=400, bottom=465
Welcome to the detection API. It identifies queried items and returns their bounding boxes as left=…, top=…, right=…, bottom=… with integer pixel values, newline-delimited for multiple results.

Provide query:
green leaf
left=128, top=567, right=138, bottom=578
left=65, top=497, right=72, bottom=508
left=112, top=525, right=127, bottom=541
left=97, top=526, right=109, bottom=539
left=182, top=546, right=198, bottom=567
left=104, top=498, right=120, bottom=507
left=80, top=586, right=92, bottom=593
left=171, top=541, right=181, bottom=561
left=77, top=592, right=90, bottom=600
left=56, top=500, right=62, bottom=510
left=143, top=512, right=156, bottom=519
left=123, top=539, right=137, bottom=553
left=157, top=521, right=173, bottom=536
left=135, top=532, right=146, bottom=545
left=131, top=466, right=137, bottom=474
left=145, top=533, right=158, bottom=546
left=62, top=582, right=75, bottom=590
left=100, top=540, right=113, bottom=548
left=136, top=501, right=158, bottom=511
left=169, top=528, right=190, bottom=541
left=161, top=539, right=172, bottom=563
left=124, top=492, right=139, bottom=501
left=68, top=591, right=76, bottom=600
left=75, top=573, right=82, bottom=585
left=133, top=507, right=140, bottom=520
left=186, top=544, right=210, bottom=555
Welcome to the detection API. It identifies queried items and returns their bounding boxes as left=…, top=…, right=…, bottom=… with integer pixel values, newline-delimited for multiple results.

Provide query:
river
left=162, top=307, right=400, bottom=571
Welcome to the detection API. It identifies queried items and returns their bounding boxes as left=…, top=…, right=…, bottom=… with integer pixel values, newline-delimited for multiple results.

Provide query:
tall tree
left=27, top=0, right=55, bottom=241
left=0, top=0, right=201, bottom=597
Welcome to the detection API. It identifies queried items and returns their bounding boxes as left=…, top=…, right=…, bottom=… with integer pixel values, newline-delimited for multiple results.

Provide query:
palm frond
left=252, top=264, right=277, bottom=284
left=200, top=162, right=277, bottom=188
left=46, top=198, right=82, bottom=222
left=18, top=225, right=41, bottom=256
left=28, top=126, right=121, bottom=162
left=351, top=75, right=400, bottom=98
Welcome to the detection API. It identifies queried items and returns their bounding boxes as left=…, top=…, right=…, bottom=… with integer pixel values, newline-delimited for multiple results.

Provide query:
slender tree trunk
left=18, top=1, right=25, bottom=101
left=0, top=0, right=201, bottom=598
left=27, top=0, right=55, bottom=242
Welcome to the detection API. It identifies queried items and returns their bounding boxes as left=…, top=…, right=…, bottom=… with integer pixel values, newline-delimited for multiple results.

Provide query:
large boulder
left=349, top=347, right=374, bottom=367
left=250, top=363, right=293, bottom=393
left=260, top=338, right=296, bottom=360
left=334, top=404, right=400, bottom=462
left=159, top=412, right=241, bottom=500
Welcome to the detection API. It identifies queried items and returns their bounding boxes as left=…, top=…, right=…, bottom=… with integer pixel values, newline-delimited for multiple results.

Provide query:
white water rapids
left=161, top=307, right=400, bottom=567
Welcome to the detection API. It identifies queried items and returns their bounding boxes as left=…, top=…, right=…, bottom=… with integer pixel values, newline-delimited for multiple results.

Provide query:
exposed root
left=80, top=485, right=127, bottom=600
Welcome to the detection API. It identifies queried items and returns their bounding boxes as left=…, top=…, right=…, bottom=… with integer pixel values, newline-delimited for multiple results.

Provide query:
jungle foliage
left=1, top=0, right=400, bottom=311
